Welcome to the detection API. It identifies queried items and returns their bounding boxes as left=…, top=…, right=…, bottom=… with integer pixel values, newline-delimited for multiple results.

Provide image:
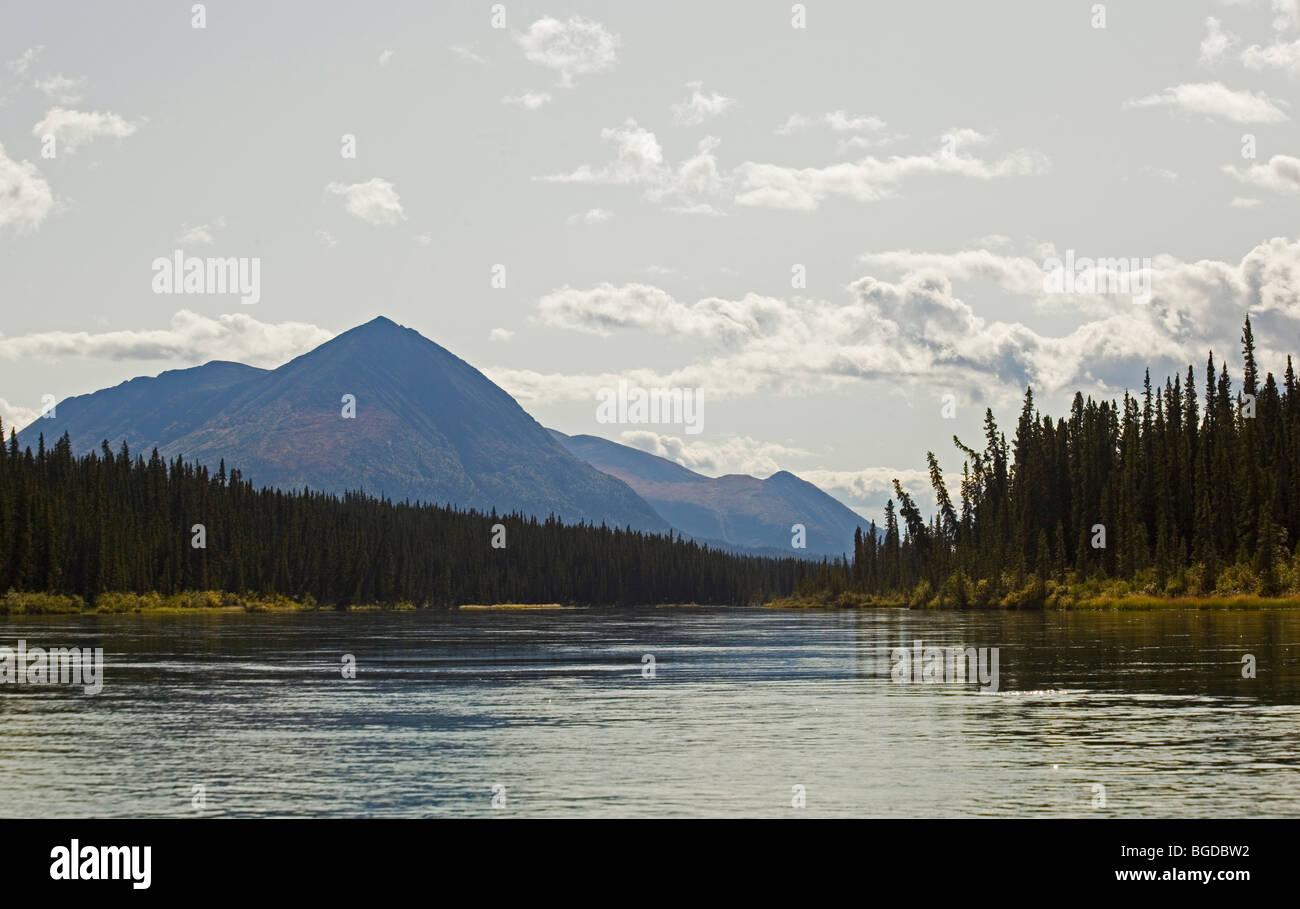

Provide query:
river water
left=1, top=607, right=1296, bottom=817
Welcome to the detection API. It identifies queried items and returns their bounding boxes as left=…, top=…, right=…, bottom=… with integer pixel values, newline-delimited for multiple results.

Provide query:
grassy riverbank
left=767, top=587, right=1300, bottom=610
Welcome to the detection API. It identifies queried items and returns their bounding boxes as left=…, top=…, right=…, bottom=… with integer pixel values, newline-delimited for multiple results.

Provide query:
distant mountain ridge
left=551, top=430, right=868, bottom=557
left=18, top=317, right=669, bottom=532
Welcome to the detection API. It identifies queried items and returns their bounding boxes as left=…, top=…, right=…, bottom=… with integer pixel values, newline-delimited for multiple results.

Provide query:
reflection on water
left=1, top=607, right=1296, bottom=817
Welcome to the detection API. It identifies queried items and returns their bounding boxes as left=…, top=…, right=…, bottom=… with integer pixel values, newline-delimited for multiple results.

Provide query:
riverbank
left=766, top=590, right=1300, bottom=610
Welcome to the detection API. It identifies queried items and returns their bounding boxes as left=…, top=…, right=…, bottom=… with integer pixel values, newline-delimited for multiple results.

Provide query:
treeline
left=823, top=316, right=1300, bottom=605
left=0, top=431, right=809, bottom=607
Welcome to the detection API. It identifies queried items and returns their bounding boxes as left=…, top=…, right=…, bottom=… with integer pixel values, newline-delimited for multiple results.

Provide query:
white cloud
left=488, top=238, right=1300, bottom=408
left=1224, top=154, right=1300, bottom=193
left=413, top=233, right=432, bottom=246
left=325, top=178, right=406, bottom=225
left=489, top=328, right=515, bottom=342
left=33, top=74, right=85, bottom=104
left=0, top=142, right=54, bottom=232
left=1242, top=37, right=1300, bottom=74
left=6, top=46, right=43, bottom=77
left=1124, top=82, right=1289, bottom=123
left=0, top=310, right=334, bottom=368
left=502, top=90, right=552, bottom=110
left=567, top=207, right=613, bottom=225
left=450, top=44, right=487, bottom=64
left=733, top=134, right=1049, bottom=211
left=619, top=430, right=812, bottom=477
left=0, top=397, right=40, bottom=433
left=314, top=229, right=338, bottom=247
left=1200, top=17, right=1239, bottom=65
left=1230, top=196, right=1263, bottom=207
left=541, top=121, right=730, bottom=214
left=671, top=82, right=735, bottom=126
left=514, top=16, right=619, bottom=86
left=176, top=216, right=227, bottom=246
left=777, top=110, right=888, bottom=135
left=378, top=49, right=395, bottom=66
left=32, top=107, right=139, bottom=154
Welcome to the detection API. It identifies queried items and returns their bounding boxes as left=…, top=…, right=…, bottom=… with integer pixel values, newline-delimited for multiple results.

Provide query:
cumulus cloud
left=1242, top=37, right=1300, bottom=74
left=1123, top=82, right=1289, bottom=123
left=540, top=120, right=730, bottom=214
left=1224, top=154, right=1300, bottom=193
left=176, top=216, right=227, bottom=246
left=671, top=82, right=735, bottom=126
left=33, top=74, right=85, bottom=104
left=325, top=178, right=406, bottom=225
left=487, top=238, right=1300, bottom=411
left=378, top=49, right=395, bottom=66
left=514, top=16, right=619, bottom=86
left=619, top=430, right=812, bottom=477
left=1200, top=17, right=1239, bottom=65
left=0, top=142, right=54, bottom=231
left=566, top=207, right=613, bottom=225
left=733, top=133, right=1049, bottom=211
left=0, top=398, right=41, bottom=433
left=502, top=90, right=552, bottom=109
left=543, top=122, right=1043, bottom=214
left=0, top=311, right=333, bottom=368
left=32, top=107, right=139, bottom=153
left=777, top=110, right=888, bottom=135
left=450, top=44, right=487, bottom=64
left=489, top=328, right=514, bottom=342
left=6, top=46, right=42, bottom=77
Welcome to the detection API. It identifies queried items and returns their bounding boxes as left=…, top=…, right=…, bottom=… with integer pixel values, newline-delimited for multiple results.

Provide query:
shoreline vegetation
left=3, top=588, right=1300, bottom=615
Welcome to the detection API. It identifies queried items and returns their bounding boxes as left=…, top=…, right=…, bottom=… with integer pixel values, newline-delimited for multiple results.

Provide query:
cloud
left=413, top=233, right=432, bottom=246
left=502, top=90, right=552, bottom=109
left=514, top=16, right=619, bottom=86
left=540, top=120, right=730, bottom=214
left=378, top=49, right=395, bottom=66
left=0, top=311, right=334, bottom=368
left=733, top=133, right=1049, bottom=211
left=1224, top=154, right=1300, bottom=193
left=488, top=238, right=1300, bottom=409
left=777, top=110, right=888, bottom=135
left=1200, top=17, right=1239, bottom=65
left=314, top=229, right=338, bottom=247
left=489, top=328, right=514, bottom=342
left=671, top=82, right=735, bottom=126
left=176, top=216, right=227, bottom=246
left=0, top=142, right=54, bottom=232
left=0, top=397, right=41, bottom=433
left=567, top=207, right=613, bottom=225
left=33, top=74, right=85, bottom=104
left=1123, top=82, right=1289, bottom=123
left=450, top=44, right=487, bottom=64
left=618, top=430, right=812, bottom=477
left=1230, top=196, right=1263, bottom=207
left=6, top=46, right=43, bottom=77
left=1242, top=37, right=1300, bottom=74
left=325, top=178, right=406, bottom=225
left=32, top=107, right=139, bottom=153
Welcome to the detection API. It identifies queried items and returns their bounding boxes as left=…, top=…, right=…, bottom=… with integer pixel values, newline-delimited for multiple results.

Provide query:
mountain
left=551, top=430, right=868, bottom=557
left=17, top=317, right=670, bottom=532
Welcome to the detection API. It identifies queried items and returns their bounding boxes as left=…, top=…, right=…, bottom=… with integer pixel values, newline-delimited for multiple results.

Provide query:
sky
left=2, top=0, right=1299, bottom=523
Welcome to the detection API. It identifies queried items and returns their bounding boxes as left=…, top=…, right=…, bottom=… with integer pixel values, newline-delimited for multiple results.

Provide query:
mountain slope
left=18, top=317, right=670, bottom=532
left=551, top=430, right=868, bottom=557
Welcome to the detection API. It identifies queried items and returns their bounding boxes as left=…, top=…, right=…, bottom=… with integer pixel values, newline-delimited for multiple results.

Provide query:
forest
left=803, top=316, right=1300, bottom=607
left=0, top=428, right=808, bottom=609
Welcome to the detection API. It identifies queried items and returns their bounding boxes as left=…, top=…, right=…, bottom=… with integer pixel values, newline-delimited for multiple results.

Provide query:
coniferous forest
left=4, top=316, right=1299, bottom=611
left=814, top=317, right=1300, bottom=607
left=0, top=429, right=808, bottom=609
